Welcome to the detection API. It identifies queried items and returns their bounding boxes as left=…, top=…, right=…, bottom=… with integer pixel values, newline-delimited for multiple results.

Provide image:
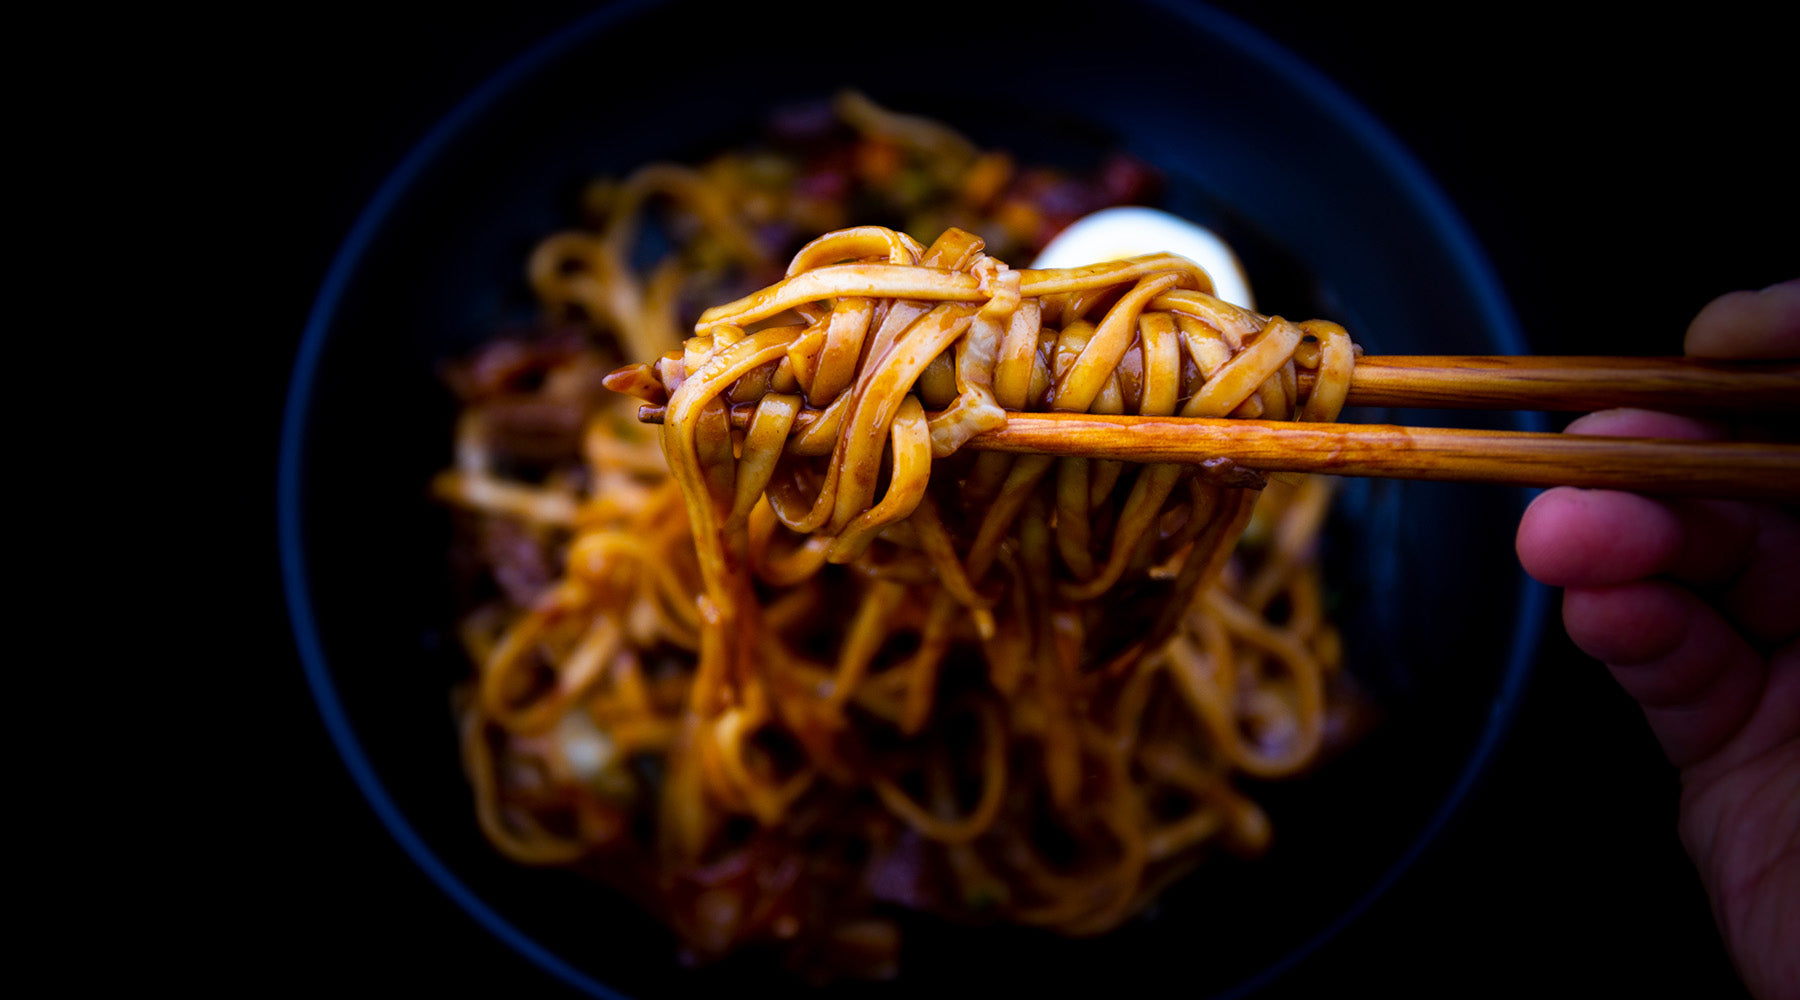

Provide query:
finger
left=1561, top=407, right=1727, bottom=442
left=1517, top=408, right=1724, bottom=586
left=1517, top=486, right=1762, bottom=586
left=1518, top=407, right=1794, bottom=643
left=1683, top=277, right=1800, bottom=359
left=1516, top=487, right=1683, bottom=587
left=1555, top=409, right=1758, bottom=589
left=1562, top=580, right=1770, bottom=769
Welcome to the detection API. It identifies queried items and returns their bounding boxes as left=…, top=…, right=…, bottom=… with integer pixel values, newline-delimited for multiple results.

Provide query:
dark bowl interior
left=280, top=2, right=1545, bottom=997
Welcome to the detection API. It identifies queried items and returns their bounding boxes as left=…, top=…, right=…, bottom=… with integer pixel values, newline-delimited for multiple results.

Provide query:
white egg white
left=1032, top=206, right=1256, bottom=311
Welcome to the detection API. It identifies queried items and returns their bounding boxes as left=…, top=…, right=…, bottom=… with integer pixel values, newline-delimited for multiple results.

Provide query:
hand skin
left=1516, top=279, right=1799, bottom=1000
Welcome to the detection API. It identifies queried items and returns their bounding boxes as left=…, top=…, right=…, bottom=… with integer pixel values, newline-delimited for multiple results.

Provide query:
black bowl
left=279, top=3, right=1546, bottom=996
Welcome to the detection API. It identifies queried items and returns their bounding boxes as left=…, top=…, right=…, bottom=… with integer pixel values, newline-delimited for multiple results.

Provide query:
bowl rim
left=278, top=2, right=1547, bottom=996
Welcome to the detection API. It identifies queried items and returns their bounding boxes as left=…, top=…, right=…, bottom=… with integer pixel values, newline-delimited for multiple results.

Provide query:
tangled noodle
left=434, top=95, right=1369, bottom=981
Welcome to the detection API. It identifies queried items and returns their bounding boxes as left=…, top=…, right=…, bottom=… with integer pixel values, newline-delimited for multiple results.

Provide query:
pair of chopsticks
left=636, top=356, right=1800, bottom=501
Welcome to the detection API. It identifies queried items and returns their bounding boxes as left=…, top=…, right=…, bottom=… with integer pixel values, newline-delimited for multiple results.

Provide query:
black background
left=245, top=3, right=1792, bottom=997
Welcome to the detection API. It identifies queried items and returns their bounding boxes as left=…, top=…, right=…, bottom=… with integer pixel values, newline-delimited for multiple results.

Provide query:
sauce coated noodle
left=434, top=95, right=1370, bottom=981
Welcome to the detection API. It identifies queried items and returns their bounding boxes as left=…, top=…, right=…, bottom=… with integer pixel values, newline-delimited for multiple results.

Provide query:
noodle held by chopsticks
left=433, top=96, right=1369, bottom=980
left=590, top=223, right=1363, bottom=951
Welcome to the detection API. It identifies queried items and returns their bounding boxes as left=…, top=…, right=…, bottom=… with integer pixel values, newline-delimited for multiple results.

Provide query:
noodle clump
left=435, top=98, right=1368, bottom=981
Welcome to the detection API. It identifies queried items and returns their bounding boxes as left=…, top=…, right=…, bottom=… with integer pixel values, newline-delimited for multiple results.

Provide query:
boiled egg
left=1032, top=205, right=1255, bottom=311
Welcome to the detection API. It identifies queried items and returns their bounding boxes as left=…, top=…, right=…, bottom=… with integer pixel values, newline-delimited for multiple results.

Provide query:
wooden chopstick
left=636, top=404, right=1799, bottom=500
left=967, top=412, right=1800, bottom=501
left=1301, top=356, right=1800, bottom=412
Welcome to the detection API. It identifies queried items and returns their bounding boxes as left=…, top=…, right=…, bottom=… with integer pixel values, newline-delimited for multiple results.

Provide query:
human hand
left=1515, top=278, right=1799, bottom=1000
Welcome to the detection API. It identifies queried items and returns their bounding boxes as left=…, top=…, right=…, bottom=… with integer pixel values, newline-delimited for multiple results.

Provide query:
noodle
left=432, top=94, right=1369, bottom=981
